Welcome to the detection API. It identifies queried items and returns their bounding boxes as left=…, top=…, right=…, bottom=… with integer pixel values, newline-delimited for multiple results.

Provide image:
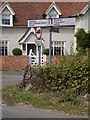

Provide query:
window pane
left=2, top=14, right=10, bottom=25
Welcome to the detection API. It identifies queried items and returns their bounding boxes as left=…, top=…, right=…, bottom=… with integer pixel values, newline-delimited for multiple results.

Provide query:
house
left=0, top=1, right=90, bottom=56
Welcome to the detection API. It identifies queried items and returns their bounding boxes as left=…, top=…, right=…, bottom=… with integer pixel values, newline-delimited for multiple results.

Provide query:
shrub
left=59, top=89, right=81, bottom=104
left=43, top=48, right=53, bottom=55
left=12, top=48, right=22, bottom=55
left=28, top=55, right=89, bottom=95
left=75, top=28, right=90, bottom=52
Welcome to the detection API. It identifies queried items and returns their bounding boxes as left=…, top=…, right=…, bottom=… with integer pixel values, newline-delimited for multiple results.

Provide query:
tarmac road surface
left=1, top=71, right=23, bottom=87
left=2, top=104, right=88, bottom=118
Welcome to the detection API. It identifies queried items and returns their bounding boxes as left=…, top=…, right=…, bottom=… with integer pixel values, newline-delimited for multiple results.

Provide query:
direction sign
left=52, top=18, right=75, bottom=26
left=52, top=27, right=59, bottom=33
left=28, top=19, right=51, bottom=27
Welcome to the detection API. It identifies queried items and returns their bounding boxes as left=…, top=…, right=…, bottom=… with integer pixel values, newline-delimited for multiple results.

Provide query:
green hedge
left=43, top=48, right=53, bottom=55
left=12, top=48, right=22, bottom=55
left=31, top=56, right=89, bottom=95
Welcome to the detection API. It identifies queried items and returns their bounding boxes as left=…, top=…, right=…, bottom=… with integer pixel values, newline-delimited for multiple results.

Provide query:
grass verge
left=2, top=85, right=88, bottom=115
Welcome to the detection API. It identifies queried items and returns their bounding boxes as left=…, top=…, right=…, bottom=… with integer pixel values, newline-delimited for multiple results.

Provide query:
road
left=2, top=71, right=23, bottom=87
left=2, top=104, right=88, bottom=118
left=1, top=71, right=88, bottom=119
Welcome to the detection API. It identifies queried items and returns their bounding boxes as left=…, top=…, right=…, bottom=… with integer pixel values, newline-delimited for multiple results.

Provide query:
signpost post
left=35, top=27, right=43, bottom=65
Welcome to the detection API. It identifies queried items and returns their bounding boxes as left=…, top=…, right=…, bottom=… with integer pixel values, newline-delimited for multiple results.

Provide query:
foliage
left=75, top=28, right=90, bottom=52
left=59, top=89, right=81, bottom=104
left=43, top=48, right=53, bottom=55
left=12, top=48, right=22, bottom=55
left=30, top=56, right=88, bottom=95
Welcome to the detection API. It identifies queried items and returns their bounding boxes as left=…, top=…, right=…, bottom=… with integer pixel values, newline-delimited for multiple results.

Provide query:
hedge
left=31, top=56, right=89, bottom=95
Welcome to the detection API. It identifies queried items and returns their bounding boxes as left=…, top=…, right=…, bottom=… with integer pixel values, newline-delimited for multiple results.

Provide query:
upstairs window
left=48, top=8, right=59, bottom=18
left=2, top=7, right=11, bottom=26
left=2, top=14, right=10, bottom=25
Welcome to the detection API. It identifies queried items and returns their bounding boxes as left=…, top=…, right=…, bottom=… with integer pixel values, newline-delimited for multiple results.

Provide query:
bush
left=29, top=55, right=88, bottom=95
left=75, top=28, right=90, bottom=52
left=59, top=89, right=81, bottom=104
left=43, top=48, right=53, bottom=55
left=12, top=48, right=22, bottom=55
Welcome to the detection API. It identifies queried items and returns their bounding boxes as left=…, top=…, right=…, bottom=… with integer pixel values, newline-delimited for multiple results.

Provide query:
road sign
left=52, top=18, right=75, bottom=26
left=35, top=27, right=42, bottom=40
left=35, top=39, right=43, bottom=46
left=28, top=19, right=51, bottom=27
left=52, top=27, right=59, bottom=33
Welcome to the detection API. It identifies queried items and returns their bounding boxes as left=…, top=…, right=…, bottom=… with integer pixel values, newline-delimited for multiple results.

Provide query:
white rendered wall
left=2, top=27, right=27, bottom=55
left=1, top=26, right=74, bottom=55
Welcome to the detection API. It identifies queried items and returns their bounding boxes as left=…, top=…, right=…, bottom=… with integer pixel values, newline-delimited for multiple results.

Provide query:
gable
left=0, top=2, right=15, bottom=15
left=45, top=2, right=62, bottom=18
left=2, top=7, right=11, bottom=15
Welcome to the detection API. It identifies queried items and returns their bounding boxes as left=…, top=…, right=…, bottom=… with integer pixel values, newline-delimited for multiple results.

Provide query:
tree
left=75, top=28, right=87, bottom=50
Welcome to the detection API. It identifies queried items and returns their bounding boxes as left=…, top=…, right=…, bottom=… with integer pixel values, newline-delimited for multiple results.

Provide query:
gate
left=29, top=49, right=46, bottom=67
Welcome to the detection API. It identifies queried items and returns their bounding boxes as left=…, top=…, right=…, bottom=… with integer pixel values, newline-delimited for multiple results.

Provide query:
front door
left=27, top=44, right=36, bottom=55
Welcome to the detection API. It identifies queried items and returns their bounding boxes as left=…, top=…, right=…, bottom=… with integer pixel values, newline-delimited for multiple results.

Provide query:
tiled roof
left=1, top=2, right=89, bottom=26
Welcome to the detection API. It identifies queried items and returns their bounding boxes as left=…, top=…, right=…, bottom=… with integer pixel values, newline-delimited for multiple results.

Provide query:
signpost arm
left=49, top=27, right=52, bottom=67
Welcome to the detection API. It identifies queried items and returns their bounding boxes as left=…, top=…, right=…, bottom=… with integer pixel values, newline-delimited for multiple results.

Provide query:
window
left=1, top=7, right=14, bottom=26
left=0, top=41, right=9, bottom=55
left=48, top=8, right=59, bottom=18
left=2, top=14, right=10, bottom=25
left=52, top=41, right=65, bottom=56
left=2, top=13, right=10, bottom=25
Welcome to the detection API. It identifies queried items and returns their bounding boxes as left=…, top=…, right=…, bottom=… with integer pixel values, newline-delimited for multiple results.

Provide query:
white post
left=41, top=45, right=42, bottom=65
left=61, top=42, right=62, bottom=56
left=37, top=46, right=39, bottom=64
left=26, top=43, right=27, bottom=55
left=7, top=41, right=9, bottom=55
left=64, top=42, right=65, bottom=55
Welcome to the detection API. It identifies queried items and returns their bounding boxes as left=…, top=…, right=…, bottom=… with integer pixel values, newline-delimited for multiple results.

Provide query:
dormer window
left=2, top=12, right=10, bottom=25
left=0, top=2, right=15, bottom=27
left=47, top=7, right=59, bottom=18
left=45, top=2, right=62, bottom=19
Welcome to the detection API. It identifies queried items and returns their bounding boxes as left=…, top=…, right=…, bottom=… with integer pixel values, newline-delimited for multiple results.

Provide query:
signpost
left=28, top=19, right=51, bottom=27
left=52, top=18, right=75, bottom=26
left=28, top=17, right=75, bottom=67
left=35, top=27, right=43, bottom=65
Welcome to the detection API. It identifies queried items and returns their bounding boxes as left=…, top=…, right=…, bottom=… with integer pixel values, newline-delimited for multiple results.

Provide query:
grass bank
left=2, top=85, right=88, bottom=115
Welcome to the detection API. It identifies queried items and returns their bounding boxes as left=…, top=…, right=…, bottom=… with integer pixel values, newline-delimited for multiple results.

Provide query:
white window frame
left=0, top=2, right=15, bottom=27
left=52, top=41, right=66, bottom=56
left=2, top=11, right=13, bottom=27
left=0, top=40, right=9, bottom=56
